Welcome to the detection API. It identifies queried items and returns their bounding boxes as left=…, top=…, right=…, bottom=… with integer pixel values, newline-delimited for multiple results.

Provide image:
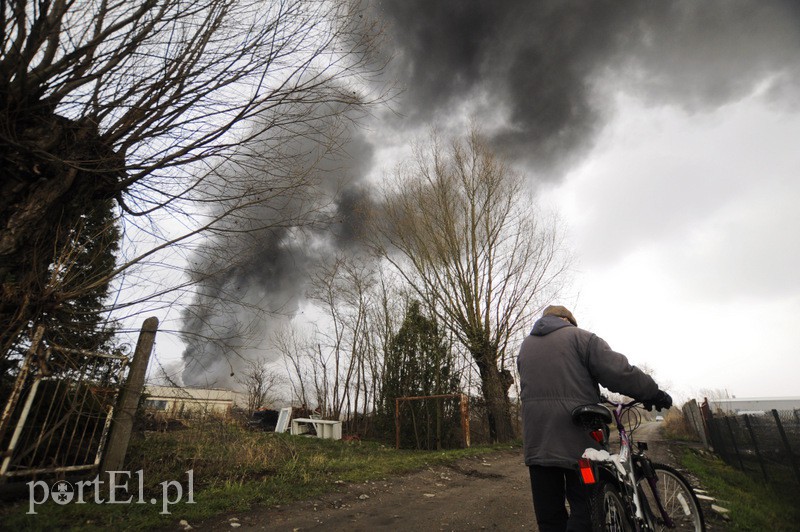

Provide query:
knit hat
left=543, top=305, right=577, bottom=326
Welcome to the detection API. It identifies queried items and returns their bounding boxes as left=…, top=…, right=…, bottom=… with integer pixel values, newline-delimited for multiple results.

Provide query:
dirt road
left=200, top=448, right=535, bottom=531
left=194, top=422, right=690, bottom=532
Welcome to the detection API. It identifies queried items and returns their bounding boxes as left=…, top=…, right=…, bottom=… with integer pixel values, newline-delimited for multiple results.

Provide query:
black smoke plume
left=180, top=113, right=376, bottom=389
left=377, top=0, right=800, bottom=172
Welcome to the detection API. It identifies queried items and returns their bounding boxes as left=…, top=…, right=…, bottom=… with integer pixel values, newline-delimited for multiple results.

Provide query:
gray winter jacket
left=517, top=315, right=659, bottom=468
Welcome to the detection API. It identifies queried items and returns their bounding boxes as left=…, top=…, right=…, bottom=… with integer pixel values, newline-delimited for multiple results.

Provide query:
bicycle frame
left=578, top=400, right=674, bottom=531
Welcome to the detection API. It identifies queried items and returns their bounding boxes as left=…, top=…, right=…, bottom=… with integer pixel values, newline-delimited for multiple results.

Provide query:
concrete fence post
left=101, top=317, right=158, bottom=475
left=700, top=399, right=717, bottom=452
left=695, top=401, right=710, bottom=449
left=683, top=399, right=709, bottom=449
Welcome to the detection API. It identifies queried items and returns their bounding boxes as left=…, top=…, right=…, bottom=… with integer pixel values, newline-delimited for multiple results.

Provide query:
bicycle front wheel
left=637, top=463, right=705, bottom=532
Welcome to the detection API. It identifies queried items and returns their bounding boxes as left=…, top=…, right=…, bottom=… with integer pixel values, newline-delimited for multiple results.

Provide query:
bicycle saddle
left=571, top=404, right=612, bottom=428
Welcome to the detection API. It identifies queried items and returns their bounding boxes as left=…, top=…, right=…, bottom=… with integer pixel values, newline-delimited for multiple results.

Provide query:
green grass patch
left=0, top=421, right=519, bottom=531
left=678, top=448, right=800, bottom=531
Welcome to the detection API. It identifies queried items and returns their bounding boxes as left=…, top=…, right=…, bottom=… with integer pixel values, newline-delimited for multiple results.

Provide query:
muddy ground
left=189, top=422, right=722, bottom=531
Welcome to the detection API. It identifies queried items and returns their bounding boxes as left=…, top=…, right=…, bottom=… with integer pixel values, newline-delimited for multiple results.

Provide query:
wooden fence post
left=743, top=414, right=769, bottom=482
left=395, top=398, right=400, bottom=449
left=724, top=416, right=745, bottom=471
left=101, top=317, right=158, bottom=475
left=771, top=409, right=800, bottom=485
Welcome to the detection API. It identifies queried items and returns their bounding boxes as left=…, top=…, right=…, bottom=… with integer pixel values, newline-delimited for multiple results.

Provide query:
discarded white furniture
left=274, top=407, right=292, bottom=433
left=290, top=418, right=342, bottom=440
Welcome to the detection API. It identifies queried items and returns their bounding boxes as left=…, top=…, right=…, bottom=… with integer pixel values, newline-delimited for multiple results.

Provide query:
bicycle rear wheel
left=637, top=463, right=705, bottom=531
left=590, top=481, right=632, bottom=532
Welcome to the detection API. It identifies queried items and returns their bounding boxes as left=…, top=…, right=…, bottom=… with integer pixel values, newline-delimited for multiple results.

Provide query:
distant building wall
left=143, top=385, right=234, bottom=417
left=708, top=397, right=800, bottom=415
left=232, top=391, right=250, bottom=410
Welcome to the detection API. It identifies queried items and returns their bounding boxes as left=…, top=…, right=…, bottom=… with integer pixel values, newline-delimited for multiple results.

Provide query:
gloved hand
left=643, top=390, right=672, bottom=412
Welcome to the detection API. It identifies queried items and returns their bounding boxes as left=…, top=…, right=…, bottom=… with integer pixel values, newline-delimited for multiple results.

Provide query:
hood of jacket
left=530, top=314, right=574, bottom=336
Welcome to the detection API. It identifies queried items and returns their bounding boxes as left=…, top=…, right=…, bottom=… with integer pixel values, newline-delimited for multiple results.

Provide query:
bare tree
left=308, top=253, right=376, bottom=420
left=698, top=388, right=732, bottom=401
left=366, top=270, right=406, bottom=415
left=275, top=325, right=315, bottom=409
left=235, top=358, right=282, bottom=416
left=373, top=127, right=570, bottom=442
left=0, top=0, right=386, bottom=359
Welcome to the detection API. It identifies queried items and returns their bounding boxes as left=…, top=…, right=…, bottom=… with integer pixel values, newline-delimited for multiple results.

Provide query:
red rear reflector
left=578, top=458, right=596, bottom=484
left=590, top=430, right=604, bottom=443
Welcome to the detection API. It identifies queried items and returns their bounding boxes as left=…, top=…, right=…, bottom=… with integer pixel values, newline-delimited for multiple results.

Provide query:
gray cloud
left=376, top=0, right=800, bottom=173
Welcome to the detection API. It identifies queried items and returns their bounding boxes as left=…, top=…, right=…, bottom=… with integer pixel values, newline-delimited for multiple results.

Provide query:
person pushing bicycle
left=517, top=305, right=672, bottom=532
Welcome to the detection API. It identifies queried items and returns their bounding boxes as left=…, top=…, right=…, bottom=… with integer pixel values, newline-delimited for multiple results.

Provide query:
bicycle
left=571, top=398, right=706, bottom=531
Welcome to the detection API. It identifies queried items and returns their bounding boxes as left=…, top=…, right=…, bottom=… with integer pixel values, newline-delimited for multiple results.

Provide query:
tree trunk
left=475, top=353, right=515, bottom=443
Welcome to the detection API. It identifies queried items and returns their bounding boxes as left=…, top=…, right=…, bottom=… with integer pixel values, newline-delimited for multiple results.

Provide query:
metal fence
left=0, top=327, right=128, bottom=482
left=704, top=408, right=800, bottom=487
left=394, top=394, right=470, bottom=450
left=375, top=395, right=520, bottom=449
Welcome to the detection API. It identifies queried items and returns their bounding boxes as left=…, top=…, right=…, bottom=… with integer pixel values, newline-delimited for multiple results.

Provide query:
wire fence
left=704, top=408, right=800, bottom=488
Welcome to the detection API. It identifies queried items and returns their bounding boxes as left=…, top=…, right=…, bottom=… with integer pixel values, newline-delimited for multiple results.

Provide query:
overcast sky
left=539, top=90, right=800, bottom=401
left=147, top=2, right=800, bottom=401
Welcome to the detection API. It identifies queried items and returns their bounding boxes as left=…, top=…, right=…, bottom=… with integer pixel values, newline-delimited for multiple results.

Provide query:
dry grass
left=125, top=419, right=288, bottom=494
left=661, top=409, right=699, bottom=442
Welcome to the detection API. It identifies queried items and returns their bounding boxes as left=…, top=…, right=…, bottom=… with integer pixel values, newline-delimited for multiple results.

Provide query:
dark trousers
left=528, top=465, right=592, bottom=532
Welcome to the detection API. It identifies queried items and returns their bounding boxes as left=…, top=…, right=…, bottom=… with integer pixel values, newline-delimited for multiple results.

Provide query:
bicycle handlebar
left=600, top=396, right=642, bottom=409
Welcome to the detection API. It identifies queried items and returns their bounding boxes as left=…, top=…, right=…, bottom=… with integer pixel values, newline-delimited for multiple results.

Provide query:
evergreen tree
left=381, top=301, right=461, bottom=449
left=1, top=197, right=120, bottom=409
left=4, top=198, right=120, bottom=361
